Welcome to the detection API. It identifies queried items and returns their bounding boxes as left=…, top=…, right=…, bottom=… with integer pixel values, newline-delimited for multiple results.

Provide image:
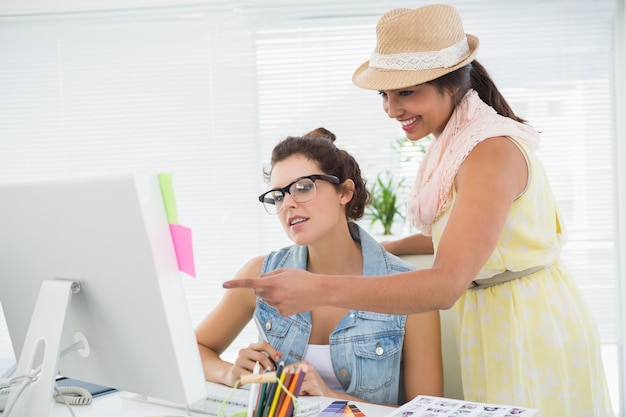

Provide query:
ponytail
left=470, top=61, right=526, bottom=123
left=430, top=60, right=526, bottom=124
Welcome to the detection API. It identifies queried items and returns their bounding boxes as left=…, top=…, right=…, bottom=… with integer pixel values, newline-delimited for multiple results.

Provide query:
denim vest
left=255, top=224, right=414, bottom=405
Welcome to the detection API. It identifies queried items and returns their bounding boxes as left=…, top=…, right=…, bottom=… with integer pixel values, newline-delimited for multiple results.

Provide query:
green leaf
left=365, top=170, right=405, bottom=235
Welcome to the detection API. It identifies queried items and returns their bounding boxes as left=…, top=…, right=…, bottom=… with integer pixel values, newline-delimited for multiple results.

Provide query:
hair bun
left=303, top=127, right=336, bottom=143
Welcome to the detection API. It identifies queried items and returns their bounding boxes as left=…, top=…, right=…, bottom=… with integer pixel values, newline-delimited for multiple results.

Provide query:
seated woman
left=195, top=128, right=443, bottom=405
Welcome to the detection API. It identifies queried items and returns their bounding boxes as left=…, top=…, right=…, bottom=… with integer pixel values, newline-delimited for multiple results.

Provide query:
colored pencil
left=255, top=367, right=272, bottom=417
left=282, top=364, right=308, bottom=417
left=261, top=361, right=284, bottom=417
left=273, top=367, right=295, bottom=417
left=276, top=366, right=299, bottom=417
left=267, top=364, right=287, bottom=417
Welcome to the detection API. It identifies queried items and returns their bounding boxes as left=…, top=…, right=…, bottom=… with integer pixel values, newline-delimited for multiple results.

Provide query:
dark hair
left=428, top=60, right=526, bottom=123
left=263, top=127, right=372, bottom=221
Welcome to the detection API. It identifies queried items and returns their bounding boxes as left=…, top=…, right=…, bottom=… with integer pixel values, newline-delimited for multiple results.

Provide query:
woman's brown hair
left=264, top=127, right=372, bottom=221
left=428, top=60, right=526, bottom=123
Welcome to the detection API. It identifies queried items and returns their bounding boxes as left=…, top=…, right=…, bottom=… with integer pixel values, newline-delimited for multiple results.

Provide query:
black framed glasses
left=258, top=174, right=340, bottom=215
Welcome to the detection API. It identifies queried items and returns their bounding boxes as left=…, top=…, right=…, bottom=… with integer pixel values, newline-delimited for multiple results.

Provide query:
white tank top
left=302, top=344, right=345, bottom=393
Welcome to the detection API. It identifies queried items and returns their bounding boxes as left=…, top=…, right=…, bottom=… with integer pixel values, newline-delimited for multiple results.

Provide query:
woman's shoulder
left=262, top=244, right=307, bottom=273
left=385, top=251, right=418, bottom=273
left=357, top=225, right=417, bottom=274
left=458, top=136, right=528, bottom=191
left=233, top=254, right=265, bottom=279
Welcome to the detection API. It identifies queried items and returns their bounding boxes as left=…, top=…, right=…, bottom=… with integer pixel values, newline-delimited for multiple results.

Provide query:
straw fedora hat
left=352, top=4, right=479, bottom=90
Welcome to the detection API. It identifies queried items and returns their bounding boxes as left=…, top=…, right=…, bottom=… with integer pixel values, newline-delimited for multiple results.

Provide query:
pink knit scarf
left=407, top=90, right=540, bottom=235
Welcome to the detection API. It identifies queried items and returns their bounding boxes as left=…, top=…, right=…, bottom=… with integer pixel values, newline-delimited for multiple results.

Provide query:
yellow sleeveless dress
left=430, top=139, right=613, bottom=416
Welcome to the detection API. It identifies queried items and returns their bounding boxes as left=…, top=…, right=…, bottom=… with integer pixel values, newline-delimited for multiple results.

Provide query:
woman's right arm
left=381, top=233, right=434, bottom=256
left=223, top=136, right=526, bottom=316
left=195, top=255, right=280, bottom=386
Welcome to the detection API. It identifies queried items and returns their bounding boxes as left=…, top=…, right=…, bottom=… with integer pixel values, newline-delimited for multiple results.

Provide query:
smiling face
left=269, top=154, right=350, bottom=246
left=379, top=83, right=456, bottom=140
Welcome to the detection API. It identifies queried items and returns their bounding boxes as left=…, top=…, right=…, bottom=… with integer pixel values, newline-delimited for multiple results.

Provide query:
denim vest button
left=340, top=368, right=349, bottom=377
left=265, top=320, right=272, bottom=331
left=375, top=343, right=384, bottom=356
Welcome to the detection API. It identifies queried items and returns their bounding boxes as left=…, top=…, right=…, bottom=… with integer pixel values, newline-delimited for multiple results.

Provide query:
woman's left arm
left=401, top=310, right=443, bottom=400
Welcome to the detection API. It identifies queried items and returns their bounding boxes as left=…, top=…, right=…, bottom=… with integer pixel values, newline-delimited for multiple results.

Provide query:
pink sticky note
left=169, top=224, right=196, bottom=277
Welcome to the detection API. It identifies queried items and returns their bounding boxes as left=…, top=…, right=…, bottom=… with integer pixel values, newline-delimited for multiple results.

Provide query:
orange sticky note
left=169, top=224, right=196, bottom=277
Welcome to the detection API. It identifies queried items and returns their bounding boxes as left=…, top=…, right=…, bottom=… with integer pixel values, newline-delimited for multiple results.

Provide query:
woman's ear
left=449, top=85, right=461, bottom=98
left=339, top=179, right=355, bottom=204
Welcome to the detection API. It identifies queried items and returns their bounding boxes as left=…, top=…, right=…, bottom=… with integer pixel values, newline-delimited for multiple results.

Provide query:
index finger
left=223, top=278, right=256, bottom=289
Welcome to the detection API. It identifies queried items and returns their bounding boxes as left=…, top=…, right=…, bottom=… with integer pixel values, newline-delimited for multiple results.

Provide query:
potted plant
left=365, top=135, right=431, bottom=236
left=366, top=170, right=405, bottom=236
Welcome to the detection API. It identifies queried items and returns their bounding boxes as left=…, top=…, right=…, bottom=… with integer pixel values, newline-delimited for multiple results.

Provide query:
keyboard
left=188, top=382, right=320, bottom=417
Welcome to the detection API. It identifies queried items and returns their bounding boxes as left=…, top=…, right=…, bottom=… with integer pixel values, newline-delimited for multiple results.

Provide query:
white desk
left=45, top=383, right=395, bottom=417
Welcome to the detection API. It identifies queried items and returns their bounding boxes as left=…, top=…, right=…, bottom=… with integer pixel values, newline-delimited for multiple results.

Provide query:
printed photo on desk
left=384, top=396, right=537, bottom=417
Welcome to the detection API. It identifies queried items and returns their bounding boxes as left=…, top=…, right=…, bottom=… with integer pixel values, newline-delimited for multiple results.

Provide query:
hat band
left=369, top=38, right=470, bottom=71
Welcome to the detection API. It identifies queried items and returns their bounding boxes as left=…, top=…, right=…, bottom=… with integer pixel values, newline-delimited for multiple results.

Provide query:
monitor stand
left=6, top=279, right=80, bottom=417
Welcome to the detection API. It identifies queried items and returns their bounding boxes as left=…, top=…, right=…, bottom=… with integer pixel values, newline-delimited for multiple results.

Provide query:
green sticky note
left=158, top=173, right=178, bottom=224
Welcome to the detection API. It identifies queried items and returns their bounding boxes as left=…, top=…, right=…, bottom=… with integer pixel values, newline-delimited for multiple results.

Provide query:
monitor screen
left=0, top=173, right=207, bottom=415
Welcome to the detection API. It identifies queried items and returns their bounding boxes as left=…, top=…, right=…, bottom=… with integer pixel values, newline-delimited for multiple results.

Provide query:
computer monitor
left=0, top=173, right=207, bottom=416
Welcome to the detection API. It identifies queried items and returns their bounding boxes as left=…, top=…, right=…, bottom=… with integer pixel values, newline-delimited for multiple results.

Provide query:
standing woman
left=224, top=5, right=614, bottom=416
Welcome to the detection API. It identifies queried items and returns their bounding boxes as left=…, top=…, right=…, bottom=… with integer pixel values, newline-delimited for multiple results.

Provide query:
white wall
left=0, top=0, right=213, bottom=15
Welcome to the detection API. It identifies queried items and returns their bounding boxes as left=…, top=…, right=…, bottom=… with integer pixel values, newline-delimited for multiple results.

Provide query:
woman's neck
left=306, top=225, right=363, bottom=276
